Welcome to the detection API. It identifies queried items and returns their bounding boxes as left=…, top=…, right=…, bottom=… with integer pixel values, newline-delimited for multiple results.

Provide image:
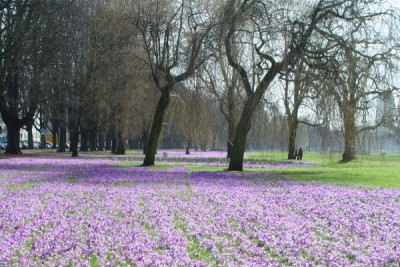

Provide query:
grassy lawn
left=246, top=151, right=400, bottom=188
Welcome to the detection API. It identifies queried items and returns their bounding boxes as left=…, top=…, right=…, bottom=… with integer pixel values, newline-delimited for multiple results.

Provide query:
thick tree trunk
left=5, top=122, right=22, bottom=154
left=143, top=86, right=171, bottom=166
left=228, top=97, right=256, bottom=171
left=115, top=130, right=126, bottom=155
left=287, top=116, right=298, bottom=160
left=342, top=107, right=357, bottom=161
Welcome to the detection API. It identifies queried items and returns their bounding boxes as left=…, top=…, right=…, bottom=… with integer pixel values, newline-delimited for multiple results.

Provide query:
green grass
left=114, top=151, right=400, bottom=189
left=247, top=151, right=400, bottom=188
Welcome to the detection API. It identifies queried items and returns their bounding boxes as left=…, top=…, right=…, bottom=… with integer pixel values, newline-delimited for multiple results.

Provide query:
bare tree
left=317, top=4, right=400, bottom=161
left=135, top=0, right=214, bottom=166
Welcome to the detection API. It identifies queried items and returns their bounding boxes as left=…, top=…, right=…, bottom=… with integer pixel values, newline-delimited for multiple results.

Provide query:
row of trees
left=1, top=0, right=399, bottom=171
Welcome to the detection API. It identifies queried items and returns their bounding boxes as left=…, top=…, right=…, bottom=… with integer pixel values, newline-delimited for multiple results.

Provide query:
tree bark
left=70, top=131, right=79, bottom=157
left=58, top=125, right=67, bottom=152
left=342, top=105, right=357, bottom=161
left=111, top=137, right=117, bottom=154
left=27, top=120, right=34, bottom=149
left=5, top=122, right=22, bottom=154
left=228, top=97, right=256, bottom=171
left=115, top=130, right=126, bottom=155
left=143, top=86, right=171, bottom=166
left=287, top=116, right=298, bottom=160
left=185, top=140, right=190, bottom=155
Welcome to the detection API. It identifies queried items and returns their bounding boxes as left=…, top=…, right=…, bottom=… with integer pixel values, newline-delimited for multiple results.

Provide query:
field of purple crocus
left=0, top=157, right=399, bottom=266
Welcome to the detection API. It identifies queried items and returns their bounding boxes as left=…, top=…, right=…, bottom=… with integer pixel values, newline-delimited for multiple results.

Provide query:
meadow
left=0, top=150, right=399, bottom=266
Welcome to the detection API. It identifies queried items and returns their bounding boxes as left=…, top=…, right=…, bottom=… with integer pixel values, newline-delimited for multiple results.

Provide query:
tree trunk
left=287, top=116, right=298, bottom=160
left=227, top=141, right=233, bottom=158
left=58, top=125, right=66, bottom=152
left=111, top=137, right=117, bottom=154
left=115, top=130, right=126, bottom=155
left=27, top=120, right=34, bottom=149
left=185, top=140, right=190, bottom=155
left=98, top=131, right=104, bottom=151
left=228, top=97, right=256, bottom=171
left=5, top=122, right=22, bottom=154
left=51, top=120, right=58, bottom=149
left=342, top=106, right=357, bottom=161
left=70, top=131, right=79, bottom=157
left=143, top=86, right=171, bottom=166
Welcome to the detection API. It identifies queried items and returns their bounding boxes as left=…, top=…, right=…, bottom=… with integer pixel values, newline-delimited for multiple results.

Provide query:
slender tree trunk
left=58, top=125, right=66, bottom=152
left=143, top=86, right=171, bottom=166
left=185, top=140, right=190, bottom=155
left=342, top=106, right=357, bottom=161
left=27, top=120, right=34, bottom=149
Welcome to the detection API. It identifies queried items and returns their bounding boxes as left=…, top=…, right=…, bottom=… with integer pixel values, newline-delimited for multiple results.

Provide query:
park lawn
left=245, top=150, right=400, bottom=188
left=265, top=160, right=400, bottom=189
